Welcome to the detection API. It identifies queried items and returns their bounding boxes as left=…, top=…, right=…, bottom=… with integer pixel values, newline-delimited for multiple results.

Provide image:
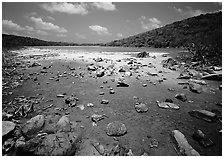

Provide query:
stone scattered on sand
left=96, top=70, right=105, bottom=77
left=201, top=74, right=222, bottom=81
left=76, top=104, right=85, bottom=110
left=142, top=84, right=147, bottom=87
left=22, top=115, right=45, bottom=138
left=57, top=94, right=65, bottom=98
left=99, top=92, right=105, bottom=95
left=148, top=138, right=159, bottom=148
left=87, top=65, right=97, bottom=71
left=91, top=140, right=105, bottom=155
left=127, top=149, right=134, bottom=156
left=117, top=81, right=129, bottom=87
left=2, top=121, right=16, bottom=138
left=189, top=83, right=202, bottom=94
left=87, top=103, right=94, bottom=107
left=106, top=121, right=127, bottom=136
left=157, top=101, right=179, bottom=110
left=35, top=132, right=77, bottom=156
left=219, top=85, right=222, bottom=90
left=135, top=103, right=148, bottom=113
left=171, top=130, right=200, bottom=156
left=168, top=88, right=175, bottom=91
left=56, top=115, right=71, bottom=132
left=29, top=62, right=41, bottom=67
left=177, top=73, right=191, bottom=79
left=109, top=90, right=115, bottom=94
left=175, top=93, right=187, bottom=102
left=192, top=129, right=214, bottom=147
left=91, top=114, right=105, bottom=123
left=125, top=71, right=132, bottom=76
left=101, top=99, right=109, bottom=104
left=188, top=110, right=217, bottom=122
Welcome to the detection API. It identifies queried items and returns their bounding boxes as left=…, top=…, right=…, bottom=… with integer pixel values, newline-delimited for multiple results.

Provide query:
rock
left=109, top=90, right=115, bottom=94
left=76, top=104, right=85, bottom=110
left=177, top=73, right=191, bottom=79
left=101, top=99, right=109, bottom=104
left=168, top=88, right=175, bottom=91
left=165, top=99, right=173, bottom=103
left=95, top=57, right=103, bottom=62
left=188, top=110, right=217, bottom=122
left=189, top=79, right=207, bottom=85
left=125, top=71, right=132, bottom=76
left=91, top=140, right=105, bottom=155
left=87, top=65, right=97, bottom=71
left=57, top=94, right=65, bottom=98
left=2, top=112, right=13, bottom=121
left=148, top=138, right=159, bottom=148
left=96, top=70, right=105, bottom=77
left=192, top=130, right=214, bottom=147
left=2, top=121, right=16, bottom=139
left=15, top=136, right=26, bottom=149
left=127, top=149, right=134, bottom=156
left=146, top=72, right=158, bottom=76
left=29, top=62, right=41, bottom=67
left=22, top=115, right=45, bottom=138
left=3, top=138, right=15, bottom=155
left=91, top=114, right=105, bottom=123
left=65, top=96, right=76, bottom=104
left=135, top=103, right=148, bottom=113
left=35, top=132, right=77, bottom=156
left=171, top=130, right=200, bottom=156
left=117, top=81, right=129, bottom=87
left=201, top=74, right=222, bottom=81
left=189, top=83, right=202, bottom=94
left=157, top=102, right=179, bottom=110
left=99, top=92, right=105, bottom=95
left=137, top=51, right=149, bottom=58
left=219, top=85, right=222, bottom=90
left=212, top=66, right=222, bottom=71
left=162, top=58, right=178, bottom=68
left=118, top=67, right=126, bottom=72
left=106, top=121, right=127, bottom=136
left=142, top=84, right=147, bottom=87
left=87, top=103, right=94, bottom=107
left=175, top=93, right=187, bottom=102
left=56, top=116, right=71, bottom=132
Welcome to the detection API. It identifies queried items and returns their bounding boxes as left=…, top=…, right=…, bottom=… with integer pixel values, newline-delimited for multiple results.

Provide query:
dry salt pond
left=2, top=46, right=222, bottom=156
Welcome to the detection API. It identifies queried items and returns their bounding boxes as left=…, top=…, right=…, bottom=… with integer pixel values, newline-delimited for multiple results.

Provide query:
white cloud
left=75, top=33, right=86, bottom=39
left=91, top=2, right=116, bottom=11
left=140, top=16, right=162, bottom=30
left=2, top=20, right=25, bottom=31
left=89, top=25, right=111, bottom=36
left=117, top=33, right=123, bottom=38
left=30, top=17, right=67, bottom=33
left=47, top=16, right=55, bottom=21
left=174, top=6, right=205, bottom=17
left=57, top=34, right=67, bottom=37
left=36, top=30, right=48, bottom=36
left=40, top=2, right=88, bottom=15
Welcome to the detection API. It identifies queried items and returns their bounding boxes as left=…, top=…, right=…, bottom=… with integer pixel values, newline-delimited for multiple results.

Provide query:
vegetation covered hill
left=106, top=11, right=221, bottom=49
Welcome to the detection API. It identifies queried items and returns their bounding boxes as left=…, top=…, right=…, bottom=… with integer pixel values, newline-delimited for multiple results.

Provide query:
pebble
left=101, top=99, right=109, bottom=104
left=175, top=93, right=187, bottom=102
left=188, top=110, right=217, bottom=122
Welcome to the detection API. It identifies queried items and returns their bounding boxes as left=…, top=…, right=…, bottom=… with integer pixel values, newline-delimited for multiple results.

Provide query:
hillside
left=106, top=11, right=221, bottom=49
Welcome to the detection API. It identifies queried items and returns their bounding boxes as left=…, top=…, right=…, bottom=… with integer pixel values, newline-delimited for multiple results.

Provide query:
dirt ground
left=2, top=47, right=222, bottom=156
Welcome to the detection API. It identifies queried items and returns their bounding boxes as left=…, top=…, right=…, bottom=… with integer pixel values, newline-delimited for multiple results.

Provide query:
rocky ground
left=2, top=47, right=222, bottom=156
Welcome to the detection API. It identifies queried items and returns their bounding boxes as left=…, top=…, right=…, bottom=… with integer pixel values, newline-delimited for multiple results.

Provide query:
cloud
left=139, top=16, right=162, bottom=30
left=40, top=2, right=88, bottom=15
left=91, top=2, right=116, bottom=11
left=56, top=34, right=67, bottom=37
left=36, top=30, right=48, bottom=36
left=30, top=17, right=67, bottom=33
left=2, top=20, right=25, bottom=31
left=174, top=6, right=205, bottom=17
left=75, top=33, right=86, bottom=39
left=47, top=16, right=55, bottom=21
left=117, top=33, right=123, bottom=38
left=89, top=25, right=111, bottom=36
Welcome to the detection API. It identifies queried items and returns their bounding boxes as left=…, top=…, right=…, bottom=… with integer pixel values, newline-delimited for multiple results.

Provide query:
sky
left=2, top=2, right=222, bottom=43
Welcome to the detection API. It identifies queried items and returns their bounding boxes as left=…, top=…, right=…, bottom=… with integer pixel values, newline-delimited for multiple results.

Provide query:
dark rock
left=87, top=65, right=97, bottom=71
left=2, top=112, right=13, bottom=121
left=109, top=90, right=115, bottom=94
left=91, top=114, right=105, bottom=123
left=96, top=70, right=105, bottom=77
left=101, top=99, right=109, bottom=104
left=165, top=99, right=173, bottom=103
left=177, top=73, right=191, bottom=79
left=99, top=92, right=105, bottom=95
left=175, top=93, right=187, bottom=102
left=188, top=110, right=217, bottom=122
left=201, top=74, right=222, bottom=81
left=3, top=138, right=15, bottom=155
left=95, top=57, right=103, bottom=62
left=189, top=83, right=202, bottom=94
left=192, top=130, right=214, bottom=147
left=29, top=62, right=41, bottom=67
left=137, top=51, right=149, bottom=58
left=171, top=130, right=200, bottom=156
left=142, top=84, right=147, bottom=87
left=117, top=81, right=129, bottom=87
left=22, top=115, right=45, bottom=139
left=162, top=58, right=178, bottom=68
left=135, top=103, right=148, bottom=113
left=106, top=121, right=127, bottom=136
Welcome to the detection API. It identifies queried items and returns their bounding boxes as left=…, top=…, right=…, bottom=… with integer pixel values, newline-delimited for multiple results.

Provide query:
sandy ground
left=5, top=47, right=222, bottom=156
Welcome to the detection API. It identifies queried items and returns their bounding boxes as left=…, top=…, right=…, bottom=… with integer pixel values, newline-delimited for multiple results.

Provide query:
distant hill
left=2, top=34, right=103, bottom=47
left=106, top=11, right=221, bottom=49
